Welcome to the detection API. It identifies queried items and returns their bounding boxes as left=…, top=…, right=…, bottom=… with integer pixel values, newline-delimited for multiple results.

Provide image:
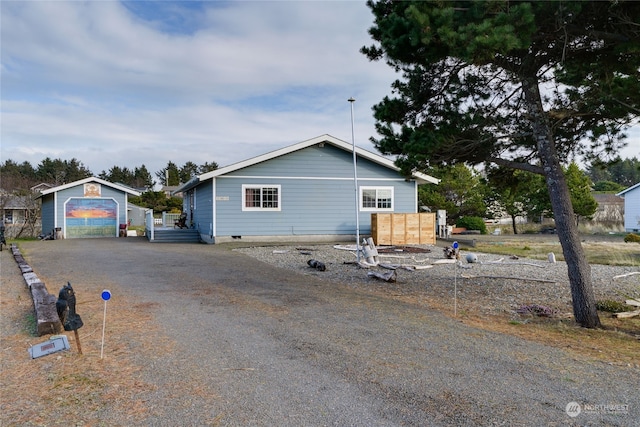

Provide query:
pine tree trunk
left=521, top=77, right=601, bottom=328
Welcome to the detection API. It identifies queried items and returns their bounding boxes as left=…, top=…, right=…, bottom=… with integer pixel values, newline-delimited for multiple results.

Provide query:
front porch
left=144, top=211, right=200, bottom=243
left=148, top=227, right=200, bottom=243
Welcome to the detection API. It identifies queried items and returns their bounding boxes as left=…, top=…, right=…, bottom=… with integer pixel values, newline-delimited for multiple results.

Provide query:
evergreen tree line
left=0, top=158, right=219, bottom=212
left=1, top=155, right=636, bottom=219
left=0, top=158, right=219, bottom=191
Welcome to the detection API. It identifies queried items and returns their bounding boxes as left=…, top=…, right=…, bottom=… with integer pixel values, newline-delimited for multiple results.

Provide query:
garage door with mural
left=65, top=198, right=118, bottom=238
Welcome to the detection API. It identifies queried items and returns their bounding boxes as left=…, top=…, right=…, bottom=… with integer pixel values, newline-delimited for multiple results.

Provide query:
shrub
left=623, top=233, right=640, bottom=243
left=456, top=216, right=487, bottom=234
left=596, top=300, right=633, bottom=313
left=515, top=304, right=557, bottom=317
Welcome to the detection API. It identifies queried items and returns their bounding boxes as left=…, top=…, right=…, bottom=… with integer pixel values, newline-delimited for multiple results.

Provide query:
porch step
left=150, top=228, right=200, bottom=243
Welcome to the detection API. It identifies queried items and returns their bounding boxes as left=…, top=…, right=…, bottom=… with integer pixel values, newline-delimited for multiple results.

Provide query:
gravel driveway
left=14, top=238, right=638, bottom=426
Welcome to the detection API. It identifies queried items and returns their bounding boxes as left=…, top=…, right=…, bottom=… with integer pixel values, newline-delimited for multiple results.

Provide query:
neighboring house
left=0, top=194, right=42, bottom=239
left=127, top=203, right=147, bottom=227
left=31, top=183, right=55, bottom=193
left=590, top=193, right=624, bottom=226
left=616, top=182, right=640, bottom=232
left=1, top=182, right=53, bottom=224
left=37, top=177, right=141, bottom=239
left=161, top=185, right=182, bottom=198
left=1, top=194, right=30, bottom=224
left=173, top=134, right=440, bottom=244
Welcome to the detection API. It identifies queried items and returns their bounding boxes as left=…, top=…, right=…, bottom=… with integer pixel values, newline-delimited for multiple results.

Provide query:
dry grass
left=363, top=283, right=640, bottom=369
left=449, top=308, right=640, bottom=368
left=438, top=235, right=640, bottom=366
left=472, top=235, right=640, bottom=266
left=322, top=235, right=640, bottom=368
left=0, top=250, right=164, bottom=426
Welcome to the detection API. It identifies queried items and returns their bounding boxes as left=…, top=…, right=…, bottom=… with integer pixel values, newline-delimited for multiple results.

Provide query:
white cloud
left=1, top=0, right=392, bottom=178
left=1, top=0, right=637, bottom=182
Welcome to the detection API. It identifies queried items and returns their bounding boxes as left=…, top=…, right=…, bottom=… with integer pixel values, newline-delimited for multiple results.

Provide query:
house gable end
left=221, top=144, right=408, bottom=181
left=38, top=177, right=141, bottom=198
left=194, top=135, right=439, bottom=185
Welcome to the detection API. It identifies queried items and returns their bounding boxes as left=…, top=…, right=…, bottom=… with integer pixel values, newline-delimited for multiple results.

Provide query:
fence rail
left=150, top=213, right=181, bottom=226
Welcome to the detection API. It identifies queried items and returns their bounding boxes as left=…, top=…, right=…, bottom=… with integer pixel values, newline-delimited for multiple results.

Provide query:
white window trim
left=359, top=186, right=394, bottom=212
left=242, top=184, right=282, bottom=211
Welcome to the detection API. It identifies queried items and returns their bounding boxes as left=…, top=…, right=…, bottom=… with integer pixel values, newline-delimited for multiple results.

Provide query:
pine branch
left=487, top=157, right=544, bottom=175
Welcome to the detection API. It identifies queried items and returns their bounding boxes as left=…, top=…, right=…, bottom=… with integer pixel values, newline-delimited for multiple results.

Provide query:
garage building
left=38, top=177, right=141, bottom=239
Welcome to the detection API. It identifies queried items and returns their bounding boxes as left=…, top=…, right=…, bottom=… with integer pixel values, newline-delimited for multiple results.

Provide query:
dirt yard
left=1, top=237, right=638, bottom=426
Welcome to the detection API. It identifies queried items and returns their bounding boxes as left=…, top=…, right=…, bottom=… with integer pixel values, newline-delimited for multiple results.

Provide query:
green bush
left=456, top=216, right=487, bottom=234
left=596, top=300, right=634, bottom=313
left=624, top=233, right=640, bottom=243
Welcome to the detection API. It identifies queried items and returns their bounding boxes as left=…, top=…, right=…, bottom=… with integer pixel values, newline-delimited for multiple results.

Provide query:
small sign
left=452, top=241, right=459, bottom=249
left=83, top=183, right=101, bottom=197
left=215, top=196, right=229, bottom=201
left=100, top=290, right=111, bottom=359
left=29, top=335, right=70, bottom=359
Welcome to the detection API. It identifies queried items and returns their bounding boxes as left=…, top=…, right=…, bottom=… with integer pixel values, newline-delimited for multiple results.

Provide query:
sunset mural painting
left=38, top=177, right=140, bottom=239
left=65, top=197, right=118, bottom=238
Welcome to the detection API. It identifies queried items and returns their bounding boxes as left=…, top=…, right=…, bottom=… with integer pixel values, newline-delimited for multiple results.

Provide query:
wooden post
left=73, top=330, right=83, bottom=355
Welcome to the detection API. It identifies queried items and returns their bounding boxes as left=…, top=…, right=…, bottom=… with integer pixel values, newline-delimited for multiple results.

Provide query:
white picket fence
left=149, top=213, right=181, bottom=226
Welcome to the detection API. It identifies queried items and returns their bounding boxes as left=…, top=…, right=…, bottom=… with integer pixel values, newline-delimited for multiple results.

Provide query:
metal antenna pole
left=348, top=97, right=360, bottom=262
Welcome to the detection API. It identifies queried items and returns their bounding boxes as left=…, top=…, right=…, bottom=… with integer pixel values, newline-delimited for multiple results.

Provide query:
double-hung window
left=360, top=186, right=393, bottom=211
left=242, top=185, right=281, bottom=211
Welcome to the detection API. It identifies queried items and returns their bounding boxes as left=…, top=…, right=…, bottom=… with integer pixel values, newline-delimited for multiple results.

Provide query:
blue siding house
left=617, top=182, right=640, bottom=232
left=174, top=135, right=439, bottom=244
left=38, top=177, right=141, bottom=239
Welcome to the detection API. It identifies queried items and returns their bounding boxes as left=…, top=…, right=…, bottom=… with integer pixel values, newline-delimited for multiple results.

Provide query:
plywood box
left=371, top=213, right=435, bottom=245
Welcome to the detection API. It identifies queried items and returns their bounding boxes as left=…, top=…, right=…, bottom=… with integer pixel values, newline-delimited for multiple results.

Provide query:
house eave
left=174, top=177, right=200, bottom=194
left=616, top=182, right=640, bottom=197
left=36, top=177, right=141, bottom=199
left=194, top=134, right=440, bottom=185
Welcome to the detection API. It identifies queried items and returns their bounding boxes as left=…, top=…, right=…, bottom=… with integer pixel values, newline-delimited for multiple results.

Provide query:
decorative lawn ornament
left=56, top=282, right=83, bottom=354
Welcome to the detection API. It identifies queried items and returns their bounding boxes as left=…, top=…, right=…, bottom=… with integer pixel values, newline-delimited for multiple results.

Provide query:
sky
left=1, top=0, right=638, bottom=183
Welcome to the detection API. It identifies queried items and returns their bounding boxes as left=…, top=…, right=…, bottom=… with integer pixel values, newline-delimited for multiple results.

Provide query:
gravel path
left=235, top=243, right=640, bottom=319
left=11, top=238, right=640, bottom=426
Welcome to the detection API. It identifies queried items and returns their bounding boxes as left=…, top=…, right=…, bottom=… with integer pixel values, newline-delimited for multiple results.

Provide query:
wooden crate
left=371, top=213, right=435, bottom=245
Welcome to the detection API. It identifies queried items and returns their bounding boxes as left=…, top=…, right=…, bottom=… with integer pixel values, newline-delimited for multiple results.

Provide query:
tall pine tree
left=363, top=1, right=640, bottom=327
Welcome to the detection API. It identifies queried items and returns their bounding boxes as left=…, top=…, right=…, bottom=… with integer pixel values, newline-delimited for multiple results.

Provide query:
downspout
left=123, top=194, right=128, bottom=237
left=212, top=178, right=216, bottom=242
left=53, top=192, right=57, bottom=230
